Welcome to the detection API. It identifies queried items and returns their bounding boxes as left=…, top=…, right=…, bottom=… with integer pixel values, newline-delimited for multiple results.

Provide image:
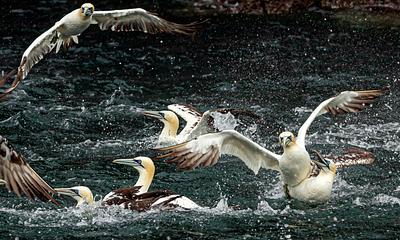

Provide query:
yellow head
left=113, top=156, right=155, bottom=193
left=142, top=110, right=179, bottom=136
left=80, top=3, right=95, bottom=17
left=279, top=131, right=296, bottom=148
left=55, top=186, right=94, bottom=207
left=113, top=156, right=155, bottom=177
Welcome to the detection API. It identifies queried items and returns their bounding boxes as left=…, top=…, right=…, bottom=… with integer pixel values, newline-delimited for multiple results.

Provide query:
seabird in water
left=0, top=3, right=199, bottom=98
left=0, top=135, right=59, bottom=205
left=56, top=157, right=200, bottom=211
left=142, top=104, right=261, bottom=147
left=155, top=89, right=384, bottom=203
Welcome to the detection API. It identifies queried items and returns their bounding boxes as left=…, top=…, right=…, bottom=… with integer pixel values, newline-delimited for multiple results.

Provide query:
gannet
left=142, top=104, right=261, bottom=147
left=155, top=89, right=384, bottom=203
left=0, top=135, right=59, bottom=205
left=0, top=3, right=198, bottom=98
left=56, top=157, right=200, bottom=211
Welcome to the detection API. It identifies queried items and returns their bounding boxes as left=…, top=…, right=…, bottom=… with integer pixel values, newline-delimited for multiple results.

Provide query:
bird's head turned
left=279, top=131, right=296, bottom=148
left=80, top=3, right=94, bottom=17
left=113, top=156, right=155, bottom=175
left=54, top=186, right=94, bottom=207
left=142, top=110, right=179, bottom=128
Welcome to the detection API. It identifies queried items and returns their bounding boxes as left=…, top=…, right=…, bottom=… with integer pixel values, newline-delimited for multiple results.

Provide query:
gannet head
left=113, top=156, right=155, bottom=175
left=55, top=186, right=94, bottom=207
left=142, top=110, right=179, bottom=126
left=80, top=3, right=94, bottom=17
left=113, top=157, right=155, bottom=193
left=142, top=110, right=179, bottom=136
left=279, top=131, right=296, bottom=148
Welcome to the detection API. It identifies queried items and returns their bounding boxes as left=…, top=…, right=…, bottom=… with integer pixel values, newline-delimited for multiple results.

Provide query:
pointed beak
left=54, top=188, right=80, bottom=198
left=113, top=158, right=141, bottom=167
left=141, top=110, right=164, bottom=120
left=284, top=137, right=291, bottom=147
left=84, top=8, right=93, bottom=16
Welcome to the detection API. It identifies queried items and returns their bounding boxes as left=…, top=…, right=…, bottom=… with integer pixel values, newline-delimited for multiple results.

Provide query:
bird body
left=56, top=157, right=200, bottom=211
left=156, top=89, right=384, bottom=203
left=0, top=3, right=198, bottom=98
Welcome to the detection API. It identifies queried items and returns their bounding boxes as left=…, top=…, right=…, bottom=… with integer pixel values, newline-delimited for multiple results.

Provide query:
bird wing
left=0, top=136, right=59, bottom=205
left=297, top=89, right=385, bottom=148
left=91, top=8, right=198, bottom=35
left=184, top=110, right=214, bottom=141
left=0, top=23, right=62, bottom=99
left=324, top=147, right=375, bottom=168
left=184, top=108, right=262, bottom=141
left=155, top=130, right=281, bottom=174
left=168, top=104, right=202, bottom=140
left=104, top=187, right=177, bottom=212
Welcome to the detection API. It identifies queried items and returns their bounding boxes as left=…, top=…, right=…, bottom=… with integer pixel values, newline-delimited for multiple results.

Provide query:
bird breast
left=58, top=9, right=91, bottom=36
left=279, top=146, right=311, bottom=187
left=287, top=170, right=336, bottom=203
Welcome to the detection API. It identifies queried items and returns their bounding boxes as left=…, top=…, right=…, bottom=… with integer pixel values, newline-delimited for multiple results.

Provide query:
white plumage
left=156, top=89, right=384, bottom=203
left=0, top=3, right=198, bottom=98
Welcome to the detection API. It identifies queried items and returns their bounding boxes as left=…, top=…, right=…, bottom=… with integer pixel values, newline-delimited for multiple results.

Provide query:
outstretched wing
left=155, top=130, right=281, bottom=174
left=168, top=104, right=202, bottom=140
left=92, top=8, right=198, bottom=35
left=325, top=147, right=375, bottom=168
left=0, top=23, right=62, bottom=99
left=0, top=136, right=59, bottom=205
left=297, top=89, right=385, bottom=148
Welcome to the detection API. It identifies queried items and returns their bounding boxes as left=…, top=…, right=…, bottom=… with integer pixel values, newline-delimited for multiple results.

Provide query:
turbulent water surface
left=1, top=1, right=400, bottom=239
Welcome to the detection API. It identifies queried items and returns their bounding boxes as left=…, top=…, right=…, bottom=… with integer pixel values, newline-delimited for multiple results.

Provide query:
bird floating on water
left=56, top=157, right=200, bottom=211
left=0, top=3, right=199, bottom=99
left=142, top=104, right=261, bottom=147
left=155, top=89, right=384, bottom=203
left=0, top=135, right=59, bottom=205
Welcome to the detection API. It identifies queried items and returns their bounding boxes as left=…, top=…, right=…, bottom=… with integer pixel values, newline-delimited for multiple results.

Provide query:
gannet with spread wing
left=56, top=157, right=200, bottom=211
left=0, top=136, right=59, bottom=205
left=142, top=104, right=261, bottom=147
left=0, top=3, right=198, bottom=98
left=155, top=89, right=384, bottom=203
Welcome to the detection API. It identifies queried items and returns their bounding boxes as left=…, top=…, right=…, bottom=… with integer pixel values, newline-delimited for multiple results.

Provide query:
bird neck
left=281, top=144, right=312, bottom=187
left=134, top=167, right=155, bottom=194
left=160, top=120, right=179, bottom=140
left=76, top=9, right=91, bottom=21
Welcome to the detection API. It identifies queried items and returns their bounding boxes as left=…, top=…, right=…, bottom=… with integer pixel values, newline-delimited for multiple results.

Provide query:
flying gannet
left=0, top=135, right=59, bottom=205
left=0, top=3, right=199, bottom=98
left=155, top=89, right=384, bottom=203
left=142, top=104, right=261, bottom=147
left=56, top=157, right=200, bottom=211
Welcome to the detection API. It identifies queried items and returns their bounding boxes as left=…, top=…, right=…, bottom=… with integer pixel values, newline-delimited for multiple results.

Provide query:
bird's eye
left=81, top=8, right=85, bottom=13
left=72, top=189, right=80, bottom=194
left=135, top=159, right=142, bottom=164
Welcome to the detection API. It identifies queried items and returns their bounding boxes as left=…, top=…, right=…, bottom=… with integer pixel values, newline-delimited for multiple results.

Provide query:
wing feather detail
left=297, top=89, right=385, bottom=148
left=0, top=23, right=61, bottom=99
left=168, top=104, right=202, bottom=141
left=0, top=136, right=59, bottom=205
left=92, top=9, right=199, bottom=35
left=156, top=130, right=281, bottom=174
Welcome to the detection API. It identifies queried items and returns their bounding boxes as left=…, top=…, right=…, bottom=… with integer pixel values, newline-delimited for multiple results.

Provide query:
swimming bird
left=142, top=104, right=261, bottom=147
left=56, top=157, right=200, bottom=211
left=0, top=135, right=59, bottom=205
left=0, top=3, right=199, bottom=98
left=155, top=89, right=384, bottom=203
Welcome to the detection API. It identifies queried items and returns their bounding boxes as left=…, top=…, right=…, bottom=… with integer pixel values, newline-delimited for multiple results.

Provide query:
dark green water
left=1, top=1, right=400, bottom=239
